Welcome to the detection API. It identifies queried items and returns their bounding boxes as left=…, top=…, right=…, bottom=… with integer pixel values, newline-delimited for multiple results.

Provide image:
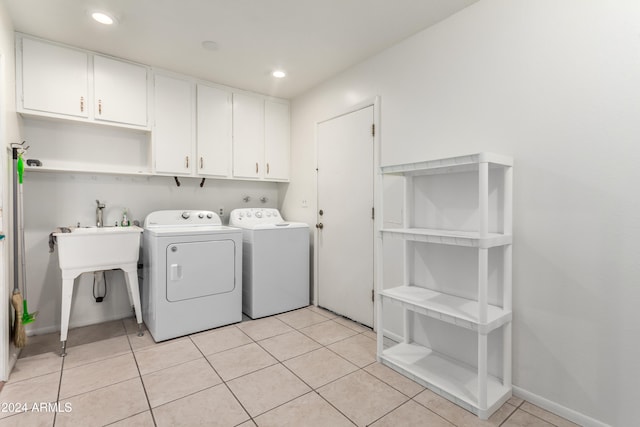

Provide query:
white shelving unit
left=376, top=152, right=513, bottom=420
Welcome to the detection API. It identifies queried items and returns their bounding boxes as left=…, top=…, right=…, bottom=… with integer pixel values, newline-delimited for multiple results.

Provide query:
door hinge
left=371, top=207, right=375, bottom=220
left=371, top=124, right=375, bottom=137
left=371, top=289, right=375, bottom=302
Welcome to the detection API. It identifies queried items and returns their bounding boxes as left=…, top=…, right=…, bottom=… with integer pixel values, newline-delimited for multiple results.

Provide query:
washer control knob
left=207, top=213, right=213, bottom=219
left=247, top=212, right=252, bottom=217
left=255, top=211, right=263, bottom=218
left=181, top=211, right=190, bottom=219
left=198, top=213, right=204, bottom=219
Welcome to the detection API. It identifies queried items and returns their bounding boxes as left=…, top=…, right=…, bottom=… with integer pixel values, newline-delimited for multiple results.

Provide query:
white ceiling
left=4, top=0, right=478, bottom=99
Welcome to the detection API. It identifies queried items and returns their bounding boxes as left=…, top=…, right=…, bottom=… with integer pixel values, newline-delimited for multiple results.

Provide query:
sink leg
left=123, top=267, right=144, bottom=332
left=60, top=276, right=74, bottom=357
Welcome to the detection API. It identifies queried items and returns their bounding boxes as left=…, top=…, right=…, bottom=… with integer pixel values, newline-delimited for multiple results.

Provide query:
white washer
left=142, top=210, right=242, bottom=341
left=229, top=208, right=309, bottom=319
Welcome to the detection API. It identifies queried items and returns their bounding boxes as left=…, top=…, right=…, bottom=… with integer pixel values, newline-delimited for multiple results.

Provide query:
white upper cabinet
left=16, top=35, right=289, bottom=179
left=232, top=94, right=290, bottom=181
left=93, top=55, right=148, bottom=127
left=264, top=100, right=290, bottom=181
left=20, top=37, right=89, bottom=118
left=153, top=74, right=193, bottom=175
left=232, top=93, right=265, bottom=179
left=196, top=84, right=232, bottom=177
left=18, top=36, right=149, bottom=129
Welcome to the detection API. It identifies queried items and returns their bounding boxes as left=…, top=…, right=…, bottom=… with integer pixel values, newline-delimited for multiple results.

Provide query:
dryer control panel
left=229, top=208, right=284, bottom=227
left=144, top=210, right=222, bottom=228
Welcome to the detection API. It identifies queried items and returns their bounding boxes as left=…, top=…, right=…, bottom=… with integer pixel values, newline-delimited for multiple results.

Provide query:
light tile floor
left=0, top=306, right=581, bottom=427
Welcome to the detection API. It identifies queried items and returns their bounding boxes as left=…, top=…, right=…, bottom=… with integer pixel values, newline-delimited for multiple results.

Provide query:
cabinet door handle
left=256, top=162, right=259, bottom=174
left=185, top=156, right=189, bottom=169
left=80, top=96, right=84, bottom=112
left=200, top=157, right=203, bottom=169
left=98, top=99, right=102, bottom=115
left=267, top=163, right=270, bottom=175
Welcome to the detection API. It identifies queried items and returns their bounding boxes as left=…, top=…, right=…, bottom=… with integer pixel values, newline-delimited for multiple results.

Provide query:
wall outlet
left=301, top=199, right=308, bottom=208
left=219, top=207, right=224, bottom=216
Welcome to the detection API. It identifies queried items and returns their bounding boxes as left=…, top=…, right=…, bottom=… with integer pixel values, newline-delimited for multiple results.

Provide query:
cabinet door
left=264, top=100, right=290, bottom=181
left=196, top=85, right=232, bottom=177
left=94, top=56, right=148, bottom=126
left=154, top=74, right=193, bottom=174
left=21, top=38, right=88, bottom=118
left=232, top=93, right=264, bottom=179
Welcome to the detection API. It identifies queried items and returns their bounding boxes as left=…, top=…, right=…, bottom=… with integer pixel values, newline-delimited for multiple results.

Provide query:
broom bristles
left=12, top=291, right=27, bottom=348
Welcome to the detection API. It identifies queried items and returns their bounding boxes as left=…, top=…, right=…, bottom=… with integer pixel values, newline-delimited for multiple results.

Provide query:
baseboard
left=513, top=386, right=611, bottom=427
left=381, top=328, right=403, bottom=343
left=25, top=311, right=134, bottom=336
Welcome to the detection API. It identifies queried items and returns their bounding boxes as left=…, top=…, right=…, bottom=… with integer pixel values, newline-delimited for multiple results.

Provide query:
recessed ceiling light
left=91, top=11, right=116, bottom=25
left=201, top=40, right=219, bottom=51
left=272, top=70, right=286, bottom=79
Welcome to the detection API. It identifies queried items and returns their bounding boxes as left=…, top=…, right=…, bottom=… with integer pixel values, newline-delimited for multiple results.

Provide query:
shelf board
left=26, top=163, right=153, bottom=177
left=19, top=110, right=151, bottom=132
left=380, top=152, right=513, bottom=176
left=380, top=285, right=511, bottom=333
left=380, top=342, right=511, bottom=418
left=380, top=228, right=511, bottom=248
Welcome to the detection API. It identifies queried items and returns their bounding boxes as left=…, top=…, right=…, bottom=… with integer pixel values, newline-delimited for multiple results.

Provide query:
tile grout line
left=292, top=314, right=466, bottom=426
left=237, top=312, right=365, bottom=424
left=409, top=395, right=461, bottom=427
left=497, top=397, right=526, bottom=427
left=517, top=403, right=573, bottom=427
left=248, top=335, right=359, bottom=425
left=126, top=324, right=159, bottom=427
left=55, top=319, right=146, bottom=426
left=271, top=313, right=387, bottom=426
left=52, top=353, right=65, bottom=426
left=190, top=333, right=258, bottom=426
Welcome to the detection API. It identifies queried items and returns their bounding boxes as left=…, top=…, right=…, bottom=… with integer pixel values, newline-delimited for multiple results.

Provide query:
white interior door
left=317, top=105, right=374, bottom=327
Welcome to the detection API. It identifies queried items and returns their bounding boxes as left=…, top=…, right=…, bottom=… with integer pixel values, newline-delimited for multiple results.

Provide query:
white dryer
left=229, top=208, right=309, bottom=319
left=142, top=210, right=242, bottom=341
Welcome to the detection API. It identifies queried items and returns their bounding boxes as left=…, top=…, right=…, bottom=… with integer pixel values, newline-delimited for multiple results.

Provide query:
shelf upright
left=376, top=152, right=513, bottom=420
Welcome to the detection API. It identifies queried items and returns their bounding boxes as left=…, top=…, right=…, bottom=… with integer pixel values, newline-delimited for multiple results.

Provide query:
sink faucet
left=96, top=200, right=105, bottom=227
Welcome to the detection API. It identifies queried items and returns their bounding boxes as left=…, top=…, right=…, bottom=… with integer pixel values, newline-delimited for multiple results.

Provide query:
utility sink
left=53, top=225, right=144, bottom=356
left=54, top=226, right=142, bottom=271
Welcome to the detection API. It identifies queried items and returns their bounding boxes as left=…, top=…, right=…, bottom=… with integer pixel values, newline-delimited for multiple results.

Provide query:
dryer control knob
left=181, top=211, right=190, bottom=219
left=207, top=213, right=213, bottom=219
left=198, top=213, right=204, bottom=219
left=255, top=211, right=263, bottom=218
left=247, top=212, right=252, bottom=217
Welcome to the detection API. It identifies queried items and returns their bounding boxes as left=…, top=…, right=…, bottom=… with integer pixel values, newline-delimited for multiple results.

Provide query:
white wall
left=22, top=168, right=278, bottom=335
left=283, top=0, right=640, bottom=425
left=0, top=1, right=22, bottom=380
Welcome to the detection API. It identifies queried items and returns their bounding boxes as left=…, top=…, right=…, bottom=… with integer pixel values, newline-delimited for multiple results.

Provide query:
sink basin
left=54, top=226, right=143, bottom=271
left=53, top=225, right=145, bottom=356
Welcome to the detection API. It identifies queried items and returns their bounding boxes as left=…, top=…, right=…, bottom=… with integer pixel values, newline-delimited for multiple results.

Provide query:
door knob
left=316, top=223, right=324, bottom=229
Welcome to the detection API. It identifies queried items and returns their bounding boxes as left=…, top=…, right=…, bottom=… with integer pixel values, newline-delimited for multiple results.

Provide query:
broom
left=11, top=147, right=27, bottom=347
left=17, top=151, right=37, bottom=326
left=12, top=290, right=26, bottom=347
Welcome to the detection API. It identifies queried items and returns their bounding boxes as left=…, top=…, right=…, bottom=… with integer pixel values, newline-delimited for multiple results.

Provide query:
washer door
left=166, top=239, right=236, bottom=302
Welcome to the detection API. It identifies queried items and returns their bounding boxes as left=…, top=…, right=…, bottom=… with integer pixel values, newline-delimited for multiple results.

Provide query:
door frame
left=313, top=96, right=381, bottom=328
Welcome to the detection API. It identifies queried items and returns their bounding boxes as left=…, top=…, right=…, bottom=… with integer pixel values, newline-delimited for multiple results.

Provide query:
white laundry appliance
left=142, top=210, right=242, bottom=341
left=229, top=208, right=309, bottom=319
